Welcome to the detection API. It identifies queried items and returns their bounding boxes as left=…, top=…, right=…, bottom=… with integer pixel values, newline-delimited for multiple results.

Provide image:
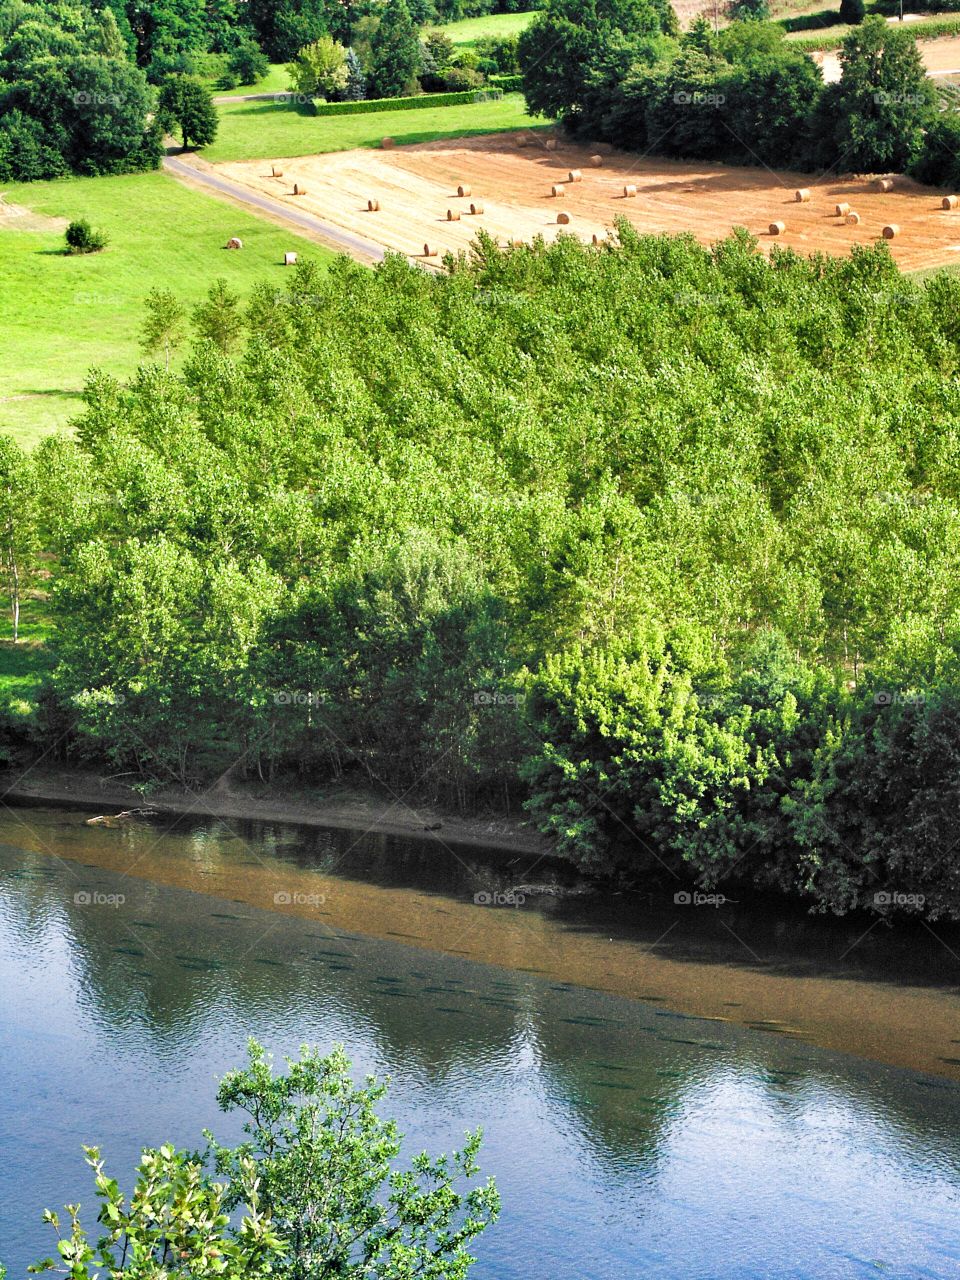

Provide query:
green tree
left=140, top=287, right=187, bottom=369
left=0, top=437, right=38, bottom=643
left=227, top=38, right=270, bottom=86
left=158, top=74, right=218, bottom=148
left=29, top=1145, right=283, bottom=1279
left=821, top=16, right=933, bottom=171
left=193, top=278, right=244, bottom=353
left=288, top=35, right=349, bottom=100
left=839, top=0, right=865, bottom=24
left=207, top=1040, right=500, bottom=1280
left=65, top=219, right=108, bottom=253
left=366, top=0, right=419, bottom=99
left=246, top=0, right=328, bottom=62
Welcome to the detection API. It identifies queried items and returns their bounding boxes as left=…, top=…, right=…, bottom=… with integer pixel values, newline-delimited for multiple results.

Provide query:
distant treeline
left=519, top=1, right=960, bottom=189
left=3, top=231, right=960, bottom=919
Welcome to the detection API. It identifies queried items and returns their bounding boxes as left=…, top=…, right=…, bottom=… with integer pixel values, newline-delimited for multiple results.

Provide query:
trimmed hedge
left=489, top=73, right=523, bottom=91
left=789, top=13, right=960, bottom=47
left=312, top=88, right=504, bottom=116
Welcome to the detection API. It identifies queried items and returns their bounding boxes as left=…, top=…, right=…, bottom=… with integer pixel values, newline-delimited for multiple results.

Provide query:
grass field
left=213, top=63, right=293, bottom=98
left=435, top=11, right=536, bottom=44
left=0, top=171, right=333, bottom=446
left=202, top=92, right=545, bottom=163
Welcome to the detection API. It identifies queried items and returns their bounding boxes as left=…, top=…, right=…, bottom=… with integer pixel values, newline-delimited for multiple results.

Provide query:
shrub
left=443, top=65, right=485, bottom=90
left=64, top=219, right=108, bottom=254
left=310, top=88, right=501, bottom=115
left=228, top=39, right=269, bottom=86
left=839, top=0, right=866, bottom=23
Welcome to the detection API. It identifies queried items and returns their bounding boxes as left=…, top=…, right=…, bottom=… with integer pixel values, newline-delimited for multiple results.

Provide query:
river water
left=1, top=803, right=960, bottom=1278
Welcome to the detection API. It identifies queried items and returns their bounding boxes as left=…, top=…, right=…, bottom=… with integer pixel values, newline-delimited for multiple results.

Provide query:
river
left=1, top=802, right=959, bottom=1278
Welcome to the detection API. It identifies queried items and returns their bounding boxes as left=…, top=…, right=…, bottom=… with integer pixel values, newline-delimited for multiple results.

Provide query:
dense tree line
left=6, top=229, right=960, bottom=919
left=519, top=3, right=960, bottom=186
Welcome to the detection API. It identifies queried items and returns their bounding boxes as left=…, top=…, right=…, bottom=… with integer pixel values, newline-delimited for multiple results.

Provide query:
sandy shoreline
left=0, top=764, right=549, bottom=856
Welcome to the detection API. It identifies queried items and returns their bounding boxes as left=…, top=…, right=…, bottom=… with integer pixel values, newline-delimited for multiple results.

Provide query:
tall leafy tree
left=158, top=73, right=218, bottom=147
left=366, top=0, right=419, bottom=99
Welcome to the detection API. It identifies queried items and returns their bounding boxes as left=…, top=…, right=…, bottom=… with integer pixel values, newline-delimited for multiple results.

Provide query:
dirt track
left=217, top=132, right=960, bottom=273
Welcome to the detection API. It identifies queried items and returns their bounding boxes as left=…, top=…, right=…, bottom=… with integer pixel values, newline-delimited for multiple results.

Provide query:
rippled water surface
left=2, top=807, right=960, bottom=1279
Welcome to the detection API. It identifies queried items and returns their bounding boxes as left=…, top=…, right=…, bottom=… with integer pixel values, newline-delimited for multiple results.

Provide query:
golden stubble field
left=217, top=131, right=960, bottom=272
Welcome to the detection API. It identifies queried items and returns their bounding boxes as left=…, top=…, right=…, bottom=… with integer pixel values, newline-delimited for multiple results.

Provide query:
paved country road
left=162, top=152, right=387, bottom=264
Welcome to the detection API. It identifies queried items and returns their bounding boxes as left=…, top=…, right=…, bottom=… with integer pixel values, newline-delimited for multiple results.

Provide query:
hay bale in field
left=457, top=184, right=471, bottom=197
left=381, top=137, right=395, bottom=149
left=422, top=242, right=438, bottom=256
left=546, top=139, right=559, bottom=151
left=769, top=221, right=786, bottom=236
left=875, top=178, right=894, bottom=192
left=367, top=198, right=380, bottom=212
left=225, top=236, right=243, bottom=249
left=592, top=233, right=606, bottom=245
left=551, top=183, right=565, bottom=197
left=846, top=211, right=861, bottom=225
left=293, top=183, right=306, bottom=196
left=447, top=208, right=461, bottom=221
left=882, top=223, right=899, bottom=239
left=835, top=202, right=851, bottom=217
left=943, top=195, right=959, bottom=210
left=623, top=184, right=637, bottom=198
left=271, top=166, right=283, bottom=178
left=516, top=133, right=529, bottom=147
left=589, top=155, right=603, bottom=167
left=284, top=252, right=297, bottom=266
left=470, top=202, right=484, bottom=215
left=568, top=169, right=582, bottom=182
left=795, top=188, right=811, bottom=203
left=557, top=211, right=571, bottom=224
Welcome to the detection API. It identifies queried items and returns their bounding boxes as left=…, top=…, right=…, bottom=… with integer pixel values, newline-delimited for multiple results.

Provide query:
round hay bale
left=551, top=183, right=565, bottom=198
left=546, top=139, right=559, bottom=151
left=592, top=233, right=606, bottom=245
left=875, top=178, right=894, bottom=192
left=623, top=184, right=637, bottom=198
left=589, top=155, right=603, bottom=167
left=769, top=221, right=786, bottom=236
left=795, top=188, right=811, bottom=203
left=846, top=211, right=861, bottom=225
left=470, top=202, right=484, bottom=215
left=942, top=195, right=959, bottom=210
left=882, top=223, right=899, bottom=239
left=225, top=236, right=243, bottom=249
left=557, top=211, right=571, bottom=225
left=835, top=202, right=851, bottom=217
left=271, top=166, right=283, bottom=178
left=422, top=242, right=438, bottom=257
left=568, top=169, right=583, bottom=183
left=293, top=183, right=306, bottom=196
left=381, top=137, right=395, bottom=149
left=457, top=184, right=471, bottom=197
left=283, top=251, right=298, bottom=266
left=447, top=208, right=461, bottom=221
left=367, top=198, right=380, bottom=212
left=516, top=133, right=529, bottom=147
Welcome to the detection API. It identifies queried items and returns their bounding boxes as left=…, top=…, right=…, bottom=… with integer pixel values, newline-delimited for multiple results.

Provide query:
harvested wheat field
left=216, top=132, right=960, bottom=272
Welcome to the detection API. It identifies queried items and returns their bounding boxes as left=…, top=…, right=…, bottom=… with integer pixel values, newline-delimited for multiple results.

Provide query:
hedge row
left=311, top=88, right=504, bottom=116
left=489, top=73, right=523, bottom=91
left=789, top=13, right=960, bottom=48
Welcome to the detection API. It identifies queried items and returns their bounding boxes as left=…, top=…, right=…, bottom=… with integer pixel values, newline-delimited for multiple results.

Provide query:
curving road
left=162, top=153, right=387, bottom=263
